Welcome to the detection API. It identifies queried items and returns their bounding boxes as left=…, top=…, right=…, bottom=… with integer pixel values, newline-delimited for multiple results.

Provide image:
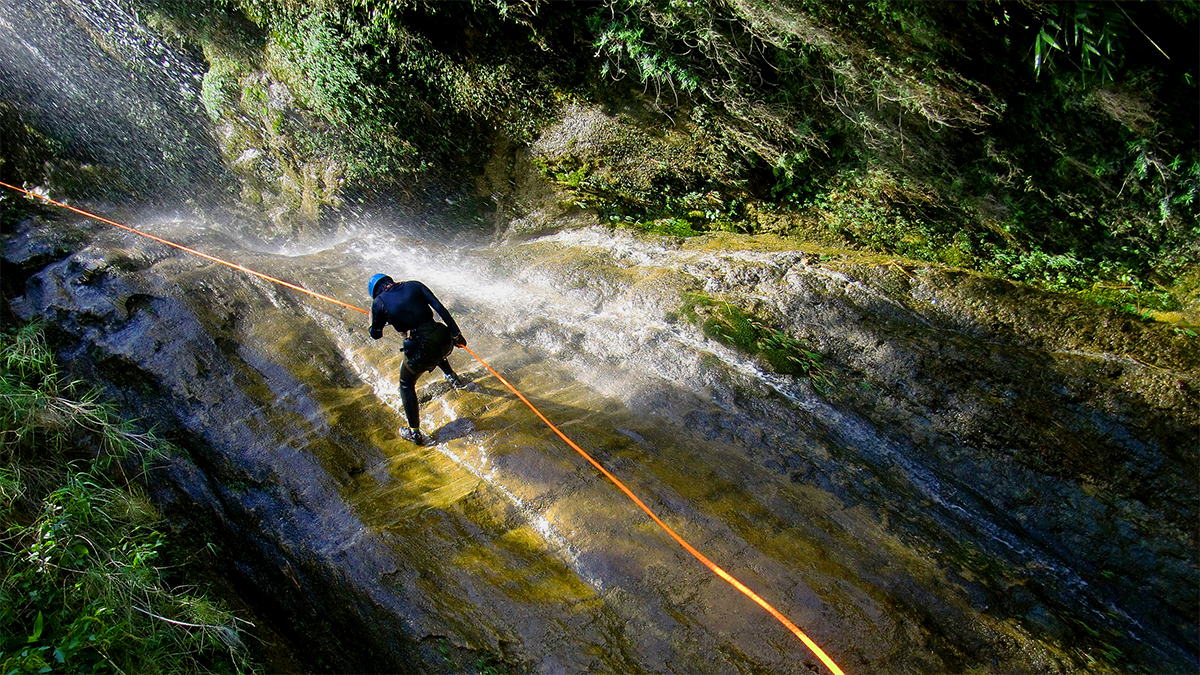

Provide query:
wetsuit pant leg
left=399, top=321, right=456, bottom=428
left=431, top=326, right=456, bottom=378
left=399, top=362, right=422, bottom=429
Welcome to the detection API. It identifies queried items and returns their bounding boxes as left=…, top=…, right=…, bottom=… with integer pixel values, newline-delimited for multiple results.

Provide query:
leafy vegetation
left=1031, top=1, right=1146, bottom=85
left=153, top=0, right=579, bottom=201
left=0, top=324, right=258, bottom=674
left=579, top=1, right=1198, bottom=312
left=23, top=0, right=1200, bottom=310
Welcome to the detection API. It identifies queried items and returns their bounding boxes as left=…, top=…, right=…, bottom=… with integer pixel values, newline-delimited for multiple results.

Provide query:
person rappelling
left=368, top=274, right=466, bottom=445
left=1, top=183, right=845, bottom=670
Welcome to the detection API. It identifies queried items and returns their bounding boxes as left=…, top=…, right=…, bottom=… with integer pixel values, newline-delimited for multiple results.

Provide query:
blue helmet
left=368, top=274, right=393, bottom=299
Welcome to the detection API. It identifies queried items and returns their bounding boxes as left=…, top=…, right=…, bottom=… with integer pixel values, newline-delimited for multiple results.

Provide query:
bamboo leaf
left=28, top=611, right=44, bottom=642
left=1040, top=29, right=1062, bottom=51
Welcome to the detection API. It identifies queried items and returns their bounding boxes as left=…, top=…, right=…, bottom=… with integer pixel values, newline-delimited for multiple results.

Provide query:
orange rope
left=463, top=345, right=845, bottom=675
left=0, top=181, right=367, bottom=315
left=1, top=181, right=845, bottom=674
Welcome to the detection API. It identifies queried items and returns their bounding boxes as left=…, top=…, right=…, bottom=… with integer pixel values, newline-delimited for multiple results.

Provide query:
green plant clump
left=681, top=293, right=836, bottom=391
left=0, top=324, right=258, bottom=674
left=140, top=0, right=1198, bottom=311
left=187, top=0, right=570, bottom=191
left=585, top=0, right=1198, bottom=309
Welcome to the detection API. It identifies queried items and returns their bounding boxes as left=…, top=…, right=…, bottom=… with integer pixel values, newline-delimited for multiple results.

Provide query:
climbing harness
left=0, top=181, right=846, bottom=675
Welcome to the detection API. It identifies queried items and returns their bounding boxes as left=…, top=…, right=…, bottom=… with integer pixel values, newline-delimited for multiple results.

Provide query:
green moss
left=241, top=80, right=268, bottom=114
left=1078, top=284, right=1180, bottom=315
left=619, top=217, right=702, bottom=238
left=451, top=524, right=595, bottom=605
left=200, top=61, right=241, bottom=121
left=680, top=292, right=836, bottom=391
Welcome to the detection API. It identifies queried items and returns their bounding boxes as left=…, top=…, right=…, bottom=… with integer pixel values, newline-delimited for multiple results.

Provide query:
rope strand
left=461, top=345, right=845, bottom=675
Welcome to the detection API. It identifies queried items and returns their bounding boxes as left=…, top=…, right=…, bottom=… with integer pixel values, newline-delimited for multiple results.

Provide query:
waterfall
left=0, top=0, right=224, bottom=198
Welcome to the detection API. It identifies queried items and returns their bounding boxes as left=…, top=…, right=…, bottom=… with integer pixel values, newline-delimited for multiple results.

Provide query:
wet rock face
left=772, top=262, right=1199, bottom=659
left=3, top=219, right=425, bottom=672
left=9, top=216, right=897, bottom=673
left=0, top=0, right=229, bottom=201
left=4, top=213, right=1197, bottom=673
left=481, top=227, right=1199, bottom=670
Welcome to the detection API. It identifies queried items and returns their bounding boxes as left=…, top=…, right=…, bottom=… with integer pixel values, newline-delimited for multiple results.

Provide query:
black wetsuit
left=370, top=280, right=462, bottom=428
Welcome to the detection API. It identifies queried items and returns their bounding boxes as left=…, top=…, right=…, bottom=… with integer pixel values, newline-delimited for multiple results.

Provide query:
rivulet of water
left=0, top=0, right=222, bottom=196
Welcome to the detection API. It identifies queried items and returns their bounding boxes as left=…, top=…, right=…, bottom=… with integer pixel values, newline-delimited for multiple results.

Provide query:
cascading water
left=0, top=0, right=223, bottom=198
left=16, top=205, right=1164, bottom=672
left=3, top=1, right=1196, bottom=672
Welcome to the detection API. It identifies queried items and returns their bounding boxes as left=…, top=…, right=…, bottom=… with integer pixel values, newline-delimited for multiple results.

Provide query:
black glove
left=452, top=334, right=467, bottom=347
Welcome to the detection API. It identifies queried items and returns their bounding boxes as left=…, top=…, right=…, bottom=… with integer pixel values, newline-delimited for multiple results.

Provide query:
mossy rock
left=530, top=103, right=738, bottom=214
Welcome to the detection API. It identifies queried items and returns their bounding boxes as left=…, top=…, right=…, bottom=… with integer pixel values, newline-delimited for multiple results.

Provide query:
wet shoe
left=399, top=427, right=427, bottom=445
left=444, top=373, right=465, bottom=390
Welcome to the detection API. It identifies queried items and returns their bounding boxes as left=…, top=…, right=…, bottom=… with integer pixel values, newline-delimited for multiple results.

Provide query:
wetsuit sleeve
left=370, top=301, right=386, bottom=340
left=417, top=282, right=461, bottom=338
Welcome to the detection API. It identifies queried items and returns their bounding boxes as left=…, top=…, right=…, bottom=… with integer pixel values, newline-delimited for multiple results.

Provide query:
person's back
left=367, top=275, right=466, bottom=445
left=370, top=279, right=461, bottom=339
